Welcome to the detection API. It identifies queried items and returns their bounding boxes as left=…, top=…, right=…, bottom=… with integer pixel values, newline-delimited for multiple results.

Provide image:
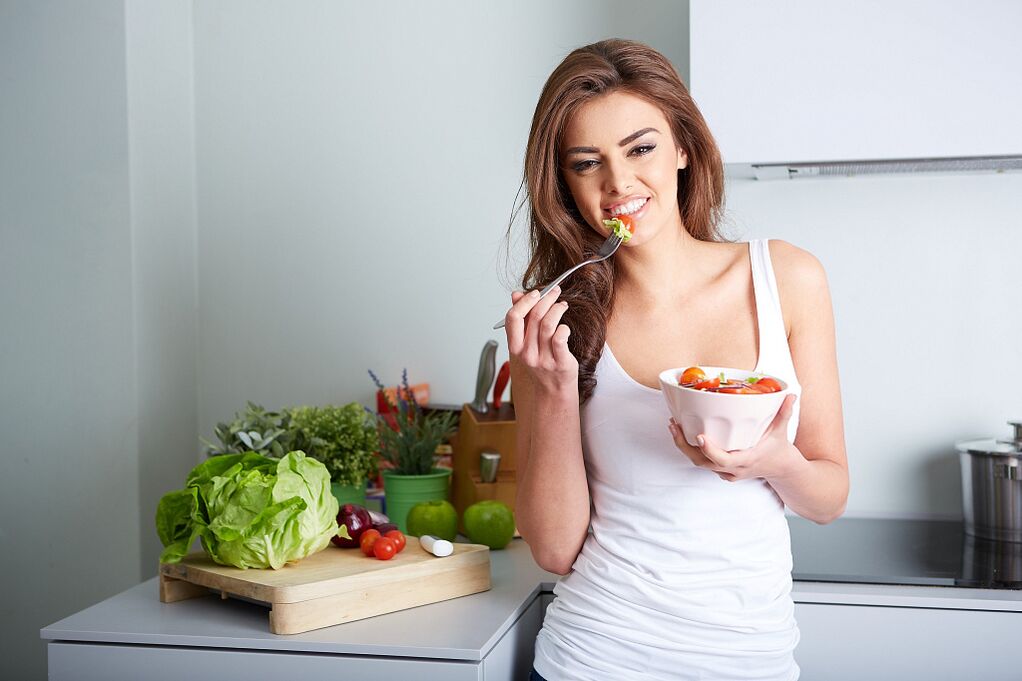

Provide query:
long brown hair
left=515, top=39, right=726, bottom=403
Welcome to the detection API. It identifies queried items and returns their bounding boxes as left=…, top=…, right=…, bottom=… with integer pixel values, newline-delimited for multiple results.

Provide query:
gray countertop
left=42, top=534, right=1022, bottom=661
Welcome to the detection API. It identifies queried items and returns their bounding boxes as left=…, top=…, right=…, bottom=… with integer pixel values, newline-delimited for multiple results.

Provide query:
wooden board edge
left=160, top=561, right=272, bottom=603
left=268, top=559, right=492, bottom=635
left=159, top=573, right=211, bottom=603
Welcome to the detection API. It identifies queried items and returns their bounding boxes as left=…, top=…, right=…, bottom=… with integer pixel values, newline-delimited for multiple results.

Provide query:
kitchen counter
left=42, top=539, right=558, bottom=662
left=42, top=522, right=1022, bottom=680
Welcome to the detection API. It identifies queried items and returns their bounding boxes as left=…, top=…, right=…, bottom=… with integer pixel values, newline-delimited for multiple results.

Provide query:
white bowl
left=657, top=366, right=789, bottom=451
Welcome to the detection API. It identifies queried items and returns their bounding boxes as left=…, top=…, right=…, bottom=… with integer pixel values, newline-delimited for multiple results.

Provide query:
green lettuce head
left=156, top=451, right=339, bottom=569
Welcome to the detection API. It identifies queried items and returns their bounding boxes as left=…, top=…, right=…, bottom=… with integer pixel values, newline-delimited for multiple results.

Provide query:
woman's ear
left=677, top=148, right=689, bottom=170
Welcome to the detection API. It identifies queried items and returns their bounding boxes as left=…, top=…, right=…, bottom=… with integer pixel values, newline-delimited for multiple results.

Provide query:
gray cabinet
left=482, top=597, right=543, bottom=681
left=47, top=593, right=547, bottom=681
left=49, top=642, right=483, bottom=681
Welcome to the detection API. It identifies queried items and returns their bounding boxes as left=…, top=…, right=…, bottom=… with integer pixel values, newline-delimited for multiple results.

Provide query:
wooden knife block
left=451, top=402, right=518, bottom=534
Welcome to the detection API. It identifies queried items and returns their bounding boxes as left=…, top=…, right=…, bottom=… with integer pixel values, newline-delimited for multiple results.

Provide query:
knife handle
left=492, top=361, right=511, bottom=409
left=472, top=340, right=498, bottom=413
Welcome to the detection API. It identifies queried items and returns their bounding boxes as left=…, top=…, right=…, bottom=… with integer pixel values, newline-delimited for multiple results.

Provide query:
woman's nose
left=602, top=160, right=633, bottom=195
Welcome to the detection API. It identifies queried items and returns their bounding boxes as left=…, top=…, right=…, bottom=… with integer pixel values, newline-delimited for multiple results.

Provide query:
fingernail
left=552, top=285, right=561, bottom=294
left=697, top=435, right=705, bottom=447
left=530, top=290, right=540, bottom=298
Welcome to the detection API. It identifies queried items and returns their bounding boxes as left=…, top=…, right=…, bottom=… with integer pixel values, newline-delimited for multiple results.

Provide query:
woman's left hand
left=668, top=394, right=803, bottom=482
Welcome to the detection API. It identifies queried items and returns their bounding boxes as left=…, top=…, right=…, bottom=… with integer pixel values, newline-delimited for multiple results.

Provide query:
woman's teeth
left=609, top=198, right=648, bottom=217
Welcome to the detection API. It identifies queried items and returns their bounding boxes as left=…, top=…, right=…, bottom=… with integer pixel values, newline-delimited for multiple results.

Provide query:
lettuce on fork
left=156, top=451, right=339, bottom=569
left=602, top=216, right=634, bottom=243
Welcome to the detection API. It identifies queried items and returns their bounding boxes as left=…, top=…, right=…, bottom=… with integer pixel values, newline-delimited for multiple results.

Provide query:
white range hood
left=688, top=0, right=1022, bottom=179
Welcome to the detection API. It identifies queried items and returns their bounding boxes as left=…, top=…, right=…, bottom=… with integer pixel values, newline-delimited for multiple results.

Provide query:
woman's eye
left=630, top=144, right=656, bottom=157
left=571, top=159, right=599, bottom=173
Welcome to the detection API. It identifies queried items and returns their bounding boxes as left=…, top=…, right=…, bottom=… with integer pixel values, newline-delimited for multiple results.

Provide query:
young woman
left=502, top=40, right=848, bottom=681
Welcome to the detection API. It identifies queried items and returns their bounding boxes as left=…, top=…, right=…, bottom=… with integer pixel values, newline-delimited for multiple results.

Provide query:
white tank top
left=533, top=240, right=803, bottom=681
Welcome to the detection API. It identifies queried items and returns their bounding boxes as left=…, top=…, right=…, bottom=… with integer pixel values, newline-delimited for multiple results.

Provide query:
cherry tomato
left=691, top=377, right=720, bottom=391
left=718, top=386, right=759, bottom=394
left=359, top=529, right=381, bottom=557
left=755, top=377, right=783, bottom=393
left=679, top=367, right=706, bottom=385
left=617, top=213, right=636, bottom=234
left=384, top=529, right=406, bottom=553
left=373, top=536, right=397, bottom=560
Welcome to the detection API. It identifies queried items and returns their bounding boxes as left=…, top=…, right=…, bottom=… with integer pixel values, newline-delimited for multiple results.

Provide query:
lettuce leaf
left=602, top=217, right=633, bottom=243
left=156, top=451, right=339, bottom=569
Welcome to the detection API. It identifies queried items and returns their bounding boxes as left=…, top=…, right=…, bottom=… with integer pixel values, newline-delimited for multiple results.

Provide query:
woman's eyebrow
left=563, top=127, right=660, bottom=155
left=618, top=127, right=659, bottom=146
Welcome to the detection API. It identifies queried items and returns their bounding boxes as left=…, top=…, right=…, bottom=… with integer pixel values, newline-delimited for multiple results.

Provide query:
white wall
left=125, top=0, right=199, bottom=578
left=191, top=0, right=690, bottom=439
left=0, top=2, right=140, bottom=679
left=725, top=171, right=1022, bottom=518
left=0, top=1, right=199, bottom=679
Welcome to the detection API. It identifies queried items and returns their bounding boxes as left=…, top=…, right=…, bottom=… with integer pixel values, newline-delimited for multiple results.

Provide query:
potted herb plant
left=370, top=369, right=458, bottom=533
left=202, top=402, right=299, bottom=457
left=289, top=403, right=379, bottom=507
left=202, top=401, right=379, bottom=507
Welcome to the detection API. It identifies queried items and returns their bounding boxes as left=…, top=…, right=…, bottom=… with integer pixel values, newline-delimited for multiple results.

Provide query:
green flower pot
left=382, top=468, right=452, bottom=534
left=331, top=480, right=368, bottom=508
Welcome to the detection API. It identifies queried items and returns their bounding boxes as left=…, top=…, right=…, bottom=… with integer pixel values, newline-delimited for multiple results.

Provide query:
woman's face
left=559, top=91, right=687, bottom=246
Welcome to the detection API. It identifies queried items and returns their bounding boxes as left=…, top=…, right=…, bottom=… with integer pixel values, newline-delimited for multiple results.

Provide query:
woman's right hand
left=502, top=286, right=578, bottom=395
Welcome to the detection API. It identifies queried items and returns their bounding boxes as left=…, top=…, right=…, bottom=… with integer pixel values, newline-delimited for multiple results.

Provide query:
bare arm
left=768, top=241, right=848, bottom=523
left=505, top=289, right=590, bottom=574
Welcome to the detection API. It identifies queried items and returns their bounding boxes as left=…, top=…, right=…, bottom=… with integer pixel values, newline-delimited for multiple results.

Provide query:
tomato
left=679, top=366, right=706, bottom=385
left=617, top=213, right=636, bottom=234
left=718, top=386, right=759, bottom=394
left=754, top=377, right=783, bottom=393
left=359, top=529, right=381, bottom=557
left=384, top=529, right=406, bottom=553
left=373, top=536, right=397, bottom=560
left=691, top=377, right=720, bottom=391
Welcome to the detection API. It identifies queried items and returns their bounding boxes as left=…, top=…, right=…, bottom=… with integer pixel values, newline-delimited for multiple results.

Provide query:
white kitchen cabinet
left=794, top=601, right=1018, bottom=680
left=689, top=0, right=1022, bottom=171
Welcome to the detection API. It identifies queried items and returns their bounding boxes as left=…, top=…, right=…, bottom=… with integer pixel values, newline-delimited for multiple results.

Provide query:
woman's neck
left=612, top=220, right=717, bottom=308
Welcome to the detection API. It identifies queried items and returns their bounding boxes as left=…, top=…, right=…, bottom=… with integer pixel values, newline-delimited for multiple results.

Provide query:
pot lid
left=956, top=420, right=1022, bottom=456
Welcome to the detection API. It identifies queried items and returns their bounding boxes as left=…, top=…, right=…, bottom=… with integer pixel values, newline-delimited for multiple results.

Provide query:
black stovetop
left=788, top=516, right=1022, bottom=589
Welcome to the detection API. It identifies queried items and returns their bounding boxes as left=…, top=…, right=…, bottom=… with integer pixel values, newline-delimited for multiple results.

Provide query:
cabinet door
left=49, top=642, right=481, bottom=681
left=795, top=603, right=1021, bottom=680
left=482, top=597, right=544, bottom=681
left=690, top=0, right=1022, bottom=164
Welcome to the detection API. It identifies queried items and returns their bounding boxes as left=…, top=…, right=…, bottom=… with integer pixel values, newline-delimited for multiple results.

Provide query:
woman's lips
left=605, top=197, right=650, bottom=223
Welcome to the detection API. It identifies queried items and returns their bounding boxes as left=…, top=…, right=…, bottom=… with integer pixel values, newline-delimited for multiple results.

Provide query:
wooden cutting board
left=159, top=542, right=491, bottom=634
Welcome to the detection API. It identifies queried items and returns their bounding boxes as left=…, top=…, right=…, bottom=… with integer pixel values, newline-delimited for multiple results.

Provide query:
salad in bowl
left=658, top=366, right=789, bottom=451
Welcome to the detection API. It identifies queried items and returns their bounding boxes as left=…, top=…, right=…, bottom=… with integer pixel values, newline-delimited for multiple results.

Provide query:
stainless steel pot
left=957, top=420, right=1022, bottom=543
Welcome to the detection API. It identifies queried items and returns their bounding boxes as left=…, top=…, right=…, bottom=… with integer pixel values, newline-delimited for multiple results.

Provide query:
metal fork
left=493, top=232, right=624, bottom=329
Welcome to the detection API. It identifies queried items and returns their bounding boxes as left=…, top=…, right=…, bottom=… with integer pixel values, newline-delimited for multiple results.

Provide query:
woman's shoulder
left=764, top=239, right=831, bottom=335
left=765, top=239, right=828, bottom=289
